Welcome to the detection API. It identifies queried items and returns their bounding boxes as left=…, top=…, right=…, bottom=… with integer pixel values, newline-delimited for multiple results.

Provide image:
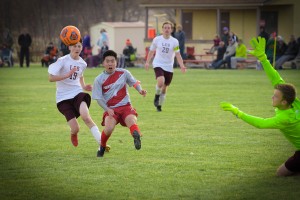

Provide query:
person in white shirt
left=145, top=21, right=186, bottom=112
left=48, top=39, right=106, bottom=156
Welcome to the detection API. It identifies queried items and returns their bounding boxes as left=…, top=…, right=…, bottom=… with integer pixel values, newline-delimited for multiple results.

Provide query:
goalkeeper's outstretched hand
left=248, top=37, right=267, bottom=62
left=220, top=102, right=241, bottom=117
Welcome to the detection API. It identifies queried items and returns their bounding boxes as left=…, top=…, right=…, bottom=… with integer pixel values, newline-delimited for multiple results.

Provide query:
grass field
left=0, top=64, right=300, bottom=200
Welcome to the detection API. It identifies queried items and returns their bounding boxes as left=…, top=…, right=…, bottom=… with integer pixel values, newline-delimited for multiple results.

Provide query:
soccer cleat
left=97, top=146, right=106, bottom=157
left=132, top=130, right=141, bottom=150
left=71, top=134, right=78, bottom=147
left=154, top=94, right=160, bottom=107
left=157, top=105, right=162, bottom=112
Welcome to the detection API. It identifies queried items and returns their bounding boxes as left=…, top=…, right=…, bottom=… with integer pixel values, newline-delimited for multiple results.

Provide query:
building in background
left=140, top=0, right=300, bottom=53
left=90, top=21, right=148, bottom=56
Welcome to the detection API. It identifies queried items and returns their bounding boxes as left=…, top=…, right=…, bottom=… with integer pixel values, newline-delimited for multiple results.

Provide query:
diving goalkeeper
left=221, top=37, right=300, bottom=177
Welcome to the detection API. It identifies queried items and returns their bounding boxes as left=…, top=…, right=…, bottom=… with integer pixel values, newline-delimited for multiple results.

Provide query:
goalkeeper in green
left=221, top=37, right=300, bottom=177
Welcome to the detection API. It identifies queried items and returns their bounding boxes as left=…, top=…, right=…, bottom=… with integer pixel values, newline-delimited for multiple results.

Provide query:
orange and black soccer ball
left=60, top=25, right=81, bottom=46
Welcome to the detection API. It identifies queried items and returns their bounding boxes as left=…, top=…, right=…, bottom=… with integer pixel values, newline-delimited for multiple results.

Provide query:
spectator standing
left=82, top=31, right=92, bottom=59
left=174, top=24, right=186, bottom=59
left=18, top=28, right=32, bottom=67
left=258, top=26, right=270, bottom=42
left=1, top=28, right=14, bottom=66
left=265, top=34, right=277, bottom=64
left=97, top=28, right=109, bottom=54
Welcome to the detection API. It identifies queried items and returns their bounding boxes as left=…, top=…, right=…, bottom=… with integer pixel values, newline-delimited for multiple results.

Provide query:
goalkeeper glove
left=248, top=37, right=267, bottom=62
left=220, top=102, right=242, bottom=118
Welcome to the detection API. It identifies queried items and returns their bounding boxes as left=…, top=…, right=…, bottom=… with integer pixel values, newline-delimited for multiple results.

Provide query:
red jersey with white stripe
left=92, top=68, right=138, bottom=108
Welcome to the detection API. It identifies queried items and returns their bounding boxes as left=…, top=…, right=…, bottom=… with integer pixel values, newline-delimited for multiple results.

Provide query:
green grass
left=0, top=64, right=300, bottom=200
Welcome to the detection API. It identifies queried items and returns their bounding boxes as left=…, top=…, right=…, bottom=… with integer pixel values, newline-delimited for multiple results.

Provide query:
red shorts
left=57, top=93, right=91, bottom=121
left=154, top=67, right=173, bottom=86
left=285, top=151, right=300, bottom=172
left=101, top=104, right=138, bottom=127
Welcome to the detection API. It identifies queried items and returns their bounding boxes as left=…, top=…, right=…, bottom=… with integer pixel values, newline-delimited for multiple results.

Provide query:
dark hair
left=102, top=50, right=117, bottom=61
left=275, top=84, right=296, bottom=105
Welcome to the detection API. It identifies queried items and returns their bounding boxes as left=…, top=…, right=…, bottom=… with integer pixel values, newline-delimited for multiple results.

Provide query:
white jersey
left=149, top=35, right=180, bottom=72
left=48, top=54, right=87, bottom=103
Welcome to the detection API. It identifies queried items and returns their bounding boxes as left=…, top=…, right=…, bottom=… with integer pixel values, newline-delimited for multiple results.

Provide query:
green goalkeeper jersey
left=239, top=59, right=300, bottom=150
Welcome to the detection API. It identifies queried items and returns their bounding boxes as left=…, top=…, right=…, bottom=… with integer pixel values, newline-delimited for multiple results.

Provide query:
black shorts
left=57, top=93, right=91, bottom=122
left=285, top=151, right=300, bottom=172
left=154, top=67, right=173, bottom=86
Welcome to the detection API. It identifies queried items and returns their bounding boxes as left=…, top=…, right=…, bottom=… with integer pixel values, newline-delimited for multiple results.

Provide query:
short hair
left=102, top=50, right=117, bottom=61
left=162, top=21, right=174, bottom=28
left=275, top=84, right=296, bottom=105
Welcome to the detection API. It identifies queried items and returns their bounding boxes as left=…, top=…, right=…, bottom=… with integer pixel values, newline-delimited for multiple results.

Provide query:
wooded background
left=0, top=0, right=163, bottom=61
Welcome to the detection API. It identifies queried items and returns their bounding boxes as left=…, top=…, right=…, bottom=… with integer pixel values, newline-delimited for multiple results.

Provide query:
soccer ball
left=59, top=25, right=81, bottom=46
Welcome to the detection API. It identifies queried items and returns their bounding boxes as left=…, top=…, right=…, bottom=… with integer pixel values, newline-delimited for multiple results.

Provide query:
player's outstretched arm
left=248, top=37, right=284, bottom=86
left=220, top=102, right=243, bottom=118
left=220, top=102, right=283, bottom=129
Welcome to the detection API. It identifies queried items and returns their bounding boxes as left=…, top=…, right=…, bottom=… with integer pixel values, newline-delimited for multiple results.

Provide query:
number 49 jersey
left=48, top=54, right=87, bottom=103
left=150, top=35, right=180, bottom=72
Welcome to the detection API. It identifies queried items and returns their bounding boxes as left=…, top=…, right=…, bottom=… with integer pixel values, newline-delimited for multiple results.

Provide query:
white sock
left=90, top=126, right=101, bottom=145
left=155, top=85, right=161, bottom=95
left=159, top=93, right=166, bottom=106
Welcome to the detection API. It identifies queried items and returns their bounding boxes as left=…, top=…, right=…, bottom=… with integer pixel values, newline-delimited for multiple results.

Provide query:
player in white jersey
left=48, top=39, right=103, bottom=156
left=145, top=21, right=186, bottom=112
left=92, top=50, right=147, bottom=157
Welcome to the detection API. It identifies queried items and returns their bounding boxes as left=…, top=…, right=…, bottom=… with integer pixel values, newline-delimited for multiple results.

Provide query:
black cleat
left=157, top=105, right=162, bottom=112
left=154, top=94, right=160, bottom=107
left=97, top=146, right=106, bottom=157
left=132, top=130, right=141, bottom=150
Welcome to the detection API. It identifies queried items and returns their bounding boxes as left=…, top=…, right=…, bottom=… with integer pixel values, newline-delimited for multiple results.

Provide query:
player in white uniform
left=48, top=40, right=103, bottom=156
left=145, top=21, right=186, bottom=112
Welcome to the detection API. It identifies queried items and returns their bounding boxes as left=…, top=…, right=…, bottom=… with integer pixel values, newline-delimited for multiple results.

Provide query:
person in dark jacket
left=208, top=41, right=226, bottom=69
left=18, top=29, right=32, bottom=67
left=275, top=35, right=298, bottom=69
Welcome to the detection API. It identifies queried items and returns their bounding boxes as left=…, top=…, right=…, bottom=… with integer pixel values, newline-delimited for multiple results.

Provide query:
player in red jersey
left=92, top=50, right=147, bottom=157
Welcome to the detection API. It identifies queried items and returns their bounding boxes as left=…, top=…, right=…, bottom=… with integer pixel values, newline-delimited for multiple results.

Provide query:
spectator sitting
left=41, top=42, right=58, bottom=67
left=275, top=35, right=298, bottom=69
left=208, top=41, right=226, bottom=69
left=229, top=31, right=239, bottom=43
left=212, top=37, right=237, bottom=69
left=123, top=39, right=136, bottom=67
left=230, top=39, right=247, bottom=69
left=275, top=36, right=287, bottom=60
left=283, top=37, right=300, bottom=69
left=1, top=44, right=13, bottom=67
left=206, top=34, right=220, bottom=54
